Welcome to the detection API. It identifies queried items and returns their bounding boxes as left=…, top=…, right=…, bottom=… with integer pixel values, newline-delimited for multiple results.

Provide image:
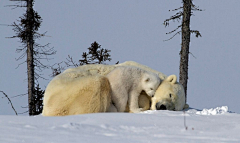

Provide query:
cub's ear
left=166, top=75, right=177, bottom=84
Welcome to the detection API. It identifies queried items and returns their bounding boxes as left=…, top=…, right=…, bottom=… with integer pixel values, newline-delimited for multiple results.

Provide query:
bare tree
left=164, top=0, right=202, bottom=103
left=9, top=0, right=56, bottom=115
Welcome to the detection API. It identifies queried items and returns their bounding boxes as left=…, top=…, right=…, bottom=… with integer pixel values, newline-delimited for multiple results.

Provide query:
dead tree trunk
left=179, top=0, right=192, bottom=103
left=26, top=0, right=35, bottom=116
left=9, top=0, right=56, bottom=115
left=164, top=0, right=202, bottom=104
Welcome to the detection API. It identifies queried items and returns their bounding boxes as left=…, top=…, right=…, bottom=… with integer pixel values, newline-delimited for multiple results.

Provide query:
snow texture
left=0, top=106, right=239, bottom=143
left=196, top=106, right=228, bottom=115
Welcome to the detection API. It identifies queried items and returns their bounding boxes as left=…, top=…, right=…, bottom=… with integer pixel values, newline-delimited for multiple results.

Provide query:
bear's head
left=142, top=72, right=161, bottom=97
left=150, top=75, right=188, bottom=111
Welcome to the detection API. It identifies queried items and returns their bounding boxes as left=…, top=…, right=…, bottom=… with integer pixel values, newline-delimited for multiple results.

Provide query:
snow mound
left=196, top=106, right=228, bottom=115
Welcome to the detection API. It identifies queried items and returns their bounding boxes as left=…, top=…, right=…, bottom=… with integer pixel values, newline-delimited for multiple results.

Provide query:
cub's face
left=142, top=74, right=160, bottom=97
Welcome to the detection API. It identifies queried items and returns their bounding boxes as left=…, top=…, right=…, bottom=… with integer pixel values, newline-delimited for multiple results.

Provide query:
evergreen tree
left=9, top=0, right=56, bottom=115
left=52, top=41, right=113, bottom=77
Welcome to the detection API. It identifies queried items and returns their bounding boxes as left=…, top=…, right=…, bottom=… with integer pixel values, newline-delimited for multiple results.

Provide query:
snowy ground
left=0, top=106, right=239, bottom=143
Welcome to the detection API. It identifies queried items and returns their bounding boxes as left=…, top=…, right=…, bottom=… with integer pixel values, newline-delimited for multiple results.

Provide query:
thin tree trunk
left=26, top=0, right=35, bottom=116
left=179, top=0, right=191, bottom=104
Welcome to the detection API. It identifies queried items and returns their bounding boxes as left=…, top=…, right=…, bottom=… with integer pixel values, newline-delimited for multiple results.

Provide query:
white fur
left=63, top=64, right=115, bottom=76
left=116, top=61, right=167, bottom=80
left=150, top=75, right=186, bottom=111
left=44, top=61, right=187, bottom=116
left=42, top=73, right=111, bottom=116
left=106, top=66, right=160, bottom=113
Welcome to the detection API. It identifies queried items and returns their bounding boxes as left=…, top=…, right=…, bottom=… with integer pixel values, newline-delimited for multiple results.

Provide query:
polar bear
left=150, top=75, right=187, bottom=111
left=115, top=61, right=188, bottom=111
left=63, top=64, right=115, bottom=76
left=106, top=66, right=160, bottom=113
left=116, top=61, right=167, bottom=80
left=42, top=72, right=111, bottom=116
left=42, top=61, right=188, bottom=116
left=61, top=61, right=188, bottom=111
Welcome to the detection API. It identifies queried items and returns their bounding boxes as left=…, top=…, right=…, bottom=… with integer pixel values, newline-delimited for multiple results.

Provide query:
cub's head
left=150, top=75, right=188, bottom=111
left=142, top=72, right=161, bottom=97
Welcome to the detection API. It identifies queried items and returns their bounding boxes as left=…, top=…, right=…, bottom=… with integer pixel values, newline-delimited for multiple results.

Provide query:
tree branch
left=190, top=30, right=202, bottom=37
left=11, top=93, right=27, bottom=98
left=163, top=11, right=183, bottom=27
left=166, top=24, right=182, bottom=35
left=65, top=55, right=79, bottom=67
left=169, top=7, right=183, bottom=12
left=0, top=91, right=18, bottom=115
left=191, top=3, right=203, bottom=11
left=164, top=31, right=181, bottom=41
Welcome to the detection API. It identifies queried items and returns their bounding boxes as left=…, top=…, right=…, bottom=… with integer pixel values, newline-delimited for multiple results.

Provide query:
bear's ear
left=166, top=75, right=177, bottom=84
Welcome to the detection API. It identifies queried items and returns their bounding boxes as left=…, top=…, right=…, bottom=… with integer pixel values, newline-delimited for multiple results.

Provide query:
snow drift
left=0, top=106, right=239, bottom=143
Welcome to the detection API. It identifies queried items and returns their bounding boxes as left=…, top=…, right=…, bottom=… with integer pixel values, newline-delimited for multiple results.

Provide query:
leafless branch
left=17, top=110, right=28, bottom=114
left=164, top=1, right=202, bottom=43
left=0, top=91, right=18, bottom=115
left=166, top=24, right=182, bottom=35
left=11, top=93, right=27, bottom=98
left=191, top=3, right=203, bottom=11
left=190, top=30, right=202, bottom=38
left=15, top=52, right=26, bottom=61
left=5, top=5, right=26, bottom=10
left=50, top=62, right=65, bottom=77
left=65, top=55, right=79, bottom=67
left=189, top=52, right=197, bottom=59
left=163, top=11, right=183, bottom=27
left=0, top=24, right=12, bottom=26
left=34, top=71, right=48, bottom=81
left=9, top=0, right=26, bottom=1
left=164, top=31, right=181, bottom=41
left=15, top=60, right=26, bottom=69
left=16, top=47, right=26, bottom=53
left=169, top=7, right=183, bottom=12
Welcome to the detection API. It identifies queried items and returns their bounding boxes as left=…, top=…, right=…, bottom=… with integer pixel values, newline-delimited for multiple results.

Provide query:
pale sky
left=1, top=0, right=240, bottom=115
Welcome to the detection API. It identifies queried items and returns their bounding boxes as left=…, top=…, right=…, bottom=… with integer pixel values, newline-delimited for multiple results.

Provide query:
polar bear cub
left=106, top=66, right=161, bottom=113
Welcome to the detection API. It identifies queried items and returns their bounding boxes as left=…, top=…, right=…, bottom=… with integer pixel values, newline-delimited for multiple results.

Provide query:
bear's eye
left=150, top=88, right=153, bottom=90
left=169, top=94, right=172, bottom=98
left=145, top=78, right=150, bottom=82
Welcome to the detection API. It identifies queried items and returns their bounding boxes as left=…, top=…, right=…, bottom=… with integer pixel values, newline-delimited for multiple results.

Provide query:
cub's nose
left=156, top=103, right=167, bottom=110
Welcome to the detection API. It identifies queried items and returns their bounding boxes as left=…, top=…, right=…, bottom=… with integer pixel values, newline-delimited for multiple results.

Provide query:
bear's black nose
left=156, top=103, right=167, bottom=110
left=159, top=105, right=167, bottom=110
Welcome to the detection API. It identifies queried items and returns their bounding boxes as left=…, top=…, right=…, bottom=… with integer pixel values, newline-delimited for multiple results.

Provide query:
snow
left=0, top=106, right=240, bottom=143
left=196, top=106, right=229, bottom=115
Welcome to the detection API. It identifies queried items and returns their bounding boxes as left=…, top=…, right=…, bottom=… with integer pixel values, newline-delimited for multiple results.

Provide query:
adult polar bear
left=63, top=61, right=187, bottom=111
left=42, top=61, right=187, bottom=116
left=42, top=73, right=111, bottom=116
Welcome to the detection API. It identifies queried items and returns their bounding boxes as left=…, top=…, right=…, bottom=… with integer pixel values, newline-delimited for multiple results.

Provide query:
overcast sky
left=1, top=0, right=240, bottom=115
